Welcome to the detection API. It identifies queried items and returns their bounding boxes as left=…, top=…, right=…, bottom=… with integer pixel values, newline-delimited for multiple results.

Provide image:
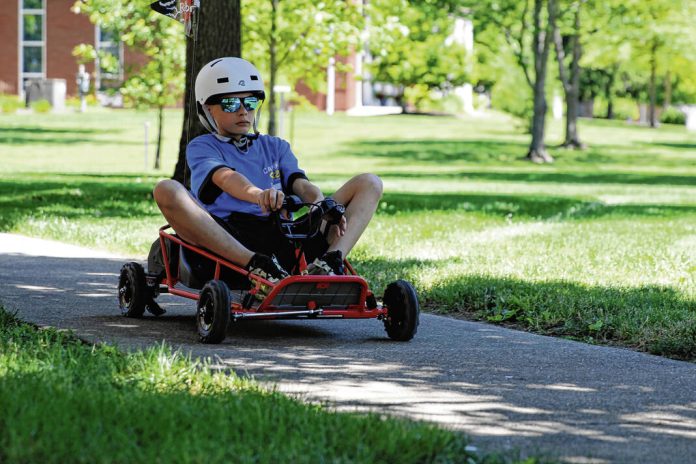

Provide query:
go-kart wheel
left=118, top=262, right=147, bottom=318
left=383, top=280, right=419, bottom=341
left=197, top=280, right=231, bottom=344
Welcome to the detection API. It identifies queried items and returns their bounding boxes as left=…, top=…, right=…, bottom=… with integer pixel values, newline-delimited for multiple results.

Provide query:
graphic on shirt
left=263, top=163, right=281, bottom=180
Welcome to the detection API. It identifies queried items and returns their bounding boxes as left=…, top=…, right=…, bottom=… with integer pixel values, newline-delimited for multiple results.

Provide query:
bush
left=660, top=107, right=686, bottom=125
left=0, top=94, right=23, bottom=114
left=403, top=85, right=464, bottom=114
left=490, top=75, right=533, bottom=132
left=30, top=99, right=52, bottom=114
left=609, top=97, right=639, bottom=121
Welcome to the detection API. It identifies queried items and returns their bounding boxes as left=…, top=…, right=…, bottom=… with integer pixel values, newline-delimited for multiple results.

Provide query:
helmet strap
left=213, top=133, right=253, bottom=152
left=252, top=100, right=264, bottom=137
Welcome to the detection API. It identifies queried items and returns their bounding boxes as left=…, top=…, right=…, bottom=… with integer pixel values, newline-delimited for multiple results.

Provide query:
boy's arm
left=291, top=178, right=324, bottom=204
left=292, top=178, right=346, bottom=237
left=212, top=167, right=283, bottom=213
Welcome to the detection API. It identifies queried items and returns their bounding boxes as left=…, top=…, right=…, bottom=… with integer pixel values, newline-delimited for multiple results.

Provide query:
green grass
left=0, top=309, right=493, bottom=463
left=2, top=108, right=696, bottom=359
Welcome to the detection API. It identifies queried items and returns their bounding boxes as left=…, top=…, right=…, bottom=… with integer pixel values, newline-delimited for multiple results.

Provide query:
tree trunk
left=663, top=69, right=672, bottom=111
left=155, top=105, right=163, bottom=169
left=605, top=68, right=616, bottom=119
left=173, top=0, right=242, bottom=184
left=526, top=0, right=556, bottom=163
left=552, top=2, right=583, bottom=149
left=266, top=0, right=279, bottom=136
left=648, top=40, right=658, bottom=128
left=155, top=61, right=164, bottom=170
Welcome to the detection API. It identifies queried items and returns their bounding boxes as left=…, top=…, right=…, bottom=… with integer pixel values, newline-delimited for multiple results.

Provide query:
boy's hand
left=327, top=216, right=347, bottom=242
left=256, top=188, right=284, bottom=214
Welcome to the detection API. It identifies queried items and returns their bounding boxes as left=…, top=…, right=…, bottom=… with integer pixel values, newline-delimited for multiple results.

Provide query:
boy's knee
left=153, top=179, right=183, bottom=209
left=357, top=173, right=383, bottom=198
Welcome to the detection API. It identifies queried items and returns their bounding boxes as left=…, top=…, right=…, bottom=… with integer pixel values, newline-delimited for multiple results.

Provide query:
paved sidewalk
left=1, top=233, right=695, bottom=463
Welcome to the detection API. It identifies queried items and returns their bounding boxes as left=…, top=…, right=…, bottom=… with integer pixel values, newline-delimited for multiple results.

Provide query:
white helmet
left=195, top=57, right=265, bottom=134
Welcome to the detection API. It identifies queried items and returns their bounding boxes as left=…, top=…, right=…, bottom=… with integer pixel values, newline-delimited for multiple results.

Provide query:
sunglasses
left=219, top=96, right=260, bottom=113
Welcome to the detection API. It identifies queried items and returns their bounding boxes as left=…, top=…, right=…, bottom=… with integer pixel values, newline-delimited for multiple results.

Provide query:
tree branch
left=553, top=16, right=570, bottom=91
left=500, top=0, right=534, bottom=89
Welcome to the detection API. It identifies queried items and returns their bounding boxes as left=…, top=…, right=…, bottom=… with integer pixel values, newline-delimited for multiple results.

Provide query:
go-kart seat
left=178, top=245, right=250, bottom=291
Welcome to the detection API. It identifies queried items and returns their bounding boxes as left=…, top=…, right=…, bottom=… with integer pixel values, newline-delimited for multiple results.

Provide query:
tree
left=242, top=0, right=361, bottom=135
left=466, top=0, right=559, bottom=163
left=632, top=0, right=695, bottom=127
left=552, top=0, right=583, bottom=148
left=365, top=0, right=470, bottom=112
left=173, top=0, right=241, bottom=183
left=73, top=1, right=185, bottom=169
left=584, top=0, right=696, bottom=127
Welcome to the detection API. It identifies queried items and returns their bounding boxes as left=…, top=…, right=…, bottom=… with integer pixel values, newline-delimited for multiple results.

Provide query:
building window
left=95, top=26, right=124, bottom=90
left=19, top=0, right=46, bottom=94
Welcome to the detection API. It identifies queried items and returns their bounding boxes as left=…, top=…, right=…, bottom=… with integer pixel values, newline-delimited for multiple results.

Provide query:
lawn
left=1, top=107, right=696, bottom=359
left=0, top=309, right=489, bottom=464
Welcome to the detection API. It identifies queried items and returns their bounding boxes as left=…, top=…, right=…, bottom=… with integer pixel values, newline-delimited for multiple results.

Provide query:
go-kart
left=117, top=196, right=419, bottom=344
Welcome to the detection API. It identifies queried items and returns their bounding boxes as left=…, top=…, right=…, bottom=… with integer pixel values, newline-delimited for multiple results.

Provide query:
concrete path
left=1, top=233, right=695, bottom=463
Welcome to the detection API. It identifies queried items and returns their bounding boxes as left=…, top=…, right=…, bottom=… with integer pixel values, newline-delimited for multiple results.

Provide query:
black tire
left=118, top=262, right=147, bottom=318
left=383, top=280, right=419, bottom=341
left=197, top=280, right=231, bottom=344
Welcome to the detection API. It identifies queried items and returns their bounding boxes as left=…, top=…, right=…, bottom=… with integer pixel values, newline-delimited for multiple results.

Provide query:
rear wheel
left=197, top=280, right=231, bottom=344
left=118, top=262, right=147, bottom=318
left=383, top=280, right=419, bottom=341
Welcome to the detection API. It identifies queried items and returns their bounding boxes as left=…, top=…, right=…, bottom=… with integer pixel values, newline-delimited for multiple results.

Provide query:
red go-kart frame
left=118, top=200, right=419, bottom=344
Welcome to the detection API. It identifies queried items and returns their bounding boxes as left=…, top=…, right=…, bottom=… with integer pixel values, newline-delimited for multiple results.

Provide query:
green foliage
left=71, top=43, right=97, bottom=64
left=660, top=107, right=686, bottom=125
left=0, top=94, right=23, bottom=114
left=30, top=99, right=52, bottom=114
left=582, top=0, right=696, bottom=105
left=366, top=0, right=469, bottom=111
left=243, top=0, right=361, bottom=94
left=0, top=309, right=481, bottom=463
left=72, top=1, right=185, bottom=110
left=490, top=67, right=533, bottom=130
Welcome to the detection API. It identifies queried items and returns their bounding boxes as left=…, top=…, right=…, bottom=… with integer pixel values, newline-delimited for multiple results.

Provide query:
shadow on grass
left=0, top=126, right=125, bottom=145
left=344, top=138, right=696, bottom=180
left=342, top=139, right=529, bottom=163
left=378, top=169, right=696, bottom=187
left=640, top=141, right=696, bottom=151
left=352, top=256, right=696, bottom=360
left=3, top=177, right=696, bottom=234
left=0, top=178, right=157, bottom=230
left=378, top=191, right=696, bottom=219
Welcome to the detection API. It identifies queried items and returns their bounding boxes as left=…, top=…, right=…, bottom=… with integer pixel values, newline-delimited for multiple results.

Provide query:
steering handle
left=275, top=196, right=345, bottom=241
left=283, top=194, right=305, bottom=213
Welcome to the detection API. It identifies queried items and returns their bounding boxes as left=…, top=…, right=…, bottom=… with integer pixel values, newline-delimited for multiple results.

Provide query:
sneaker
left=246, top=253, right=289, bottom=284
left=304, top=250, right=344, bottom=276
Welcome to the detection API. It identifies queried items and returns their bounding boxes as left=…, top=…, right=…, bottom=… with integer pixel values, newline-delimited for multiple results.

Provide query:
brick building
left=0, top=1, right=413, bottom=114
left=0, top=0, right=140, bottom=99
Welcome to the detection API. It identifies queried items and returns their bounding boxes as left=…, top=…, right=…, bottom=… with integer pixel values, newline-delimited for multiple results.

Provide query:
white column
left=685, top=106, right=696, bottom=131
left=462, top=18, right=474, bottom=114
left=448, top=18, right=475, bottom=114
left=326, top=57, right=335, bottom=115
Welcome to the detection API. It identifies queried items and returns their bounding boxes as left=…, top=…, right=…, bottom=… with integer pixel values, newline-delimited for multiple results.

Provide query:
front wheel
left=383, top=280, right=419, bottom=341
left=118, top=262, right=147, bottom=318
left=197, top=280, right=231, bottom=344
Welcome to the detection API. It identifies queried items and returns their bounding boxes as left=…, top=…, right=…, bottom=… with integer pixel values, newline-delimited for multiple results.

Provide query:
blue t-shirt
left=187, top=134, right=307, bottom=218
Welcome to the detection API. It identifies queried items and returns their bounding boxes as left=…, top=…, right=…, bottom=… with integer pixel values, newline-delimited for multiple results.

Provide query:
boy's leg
left=325, top=173, right=383, bottom=256
left=153, top=179, right=254, bottom=266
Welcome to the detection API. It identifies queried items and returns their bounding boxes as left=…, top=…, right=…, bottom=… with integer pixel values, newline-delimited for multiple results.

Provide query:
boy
left=153, top=57, right=382, bottom=287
